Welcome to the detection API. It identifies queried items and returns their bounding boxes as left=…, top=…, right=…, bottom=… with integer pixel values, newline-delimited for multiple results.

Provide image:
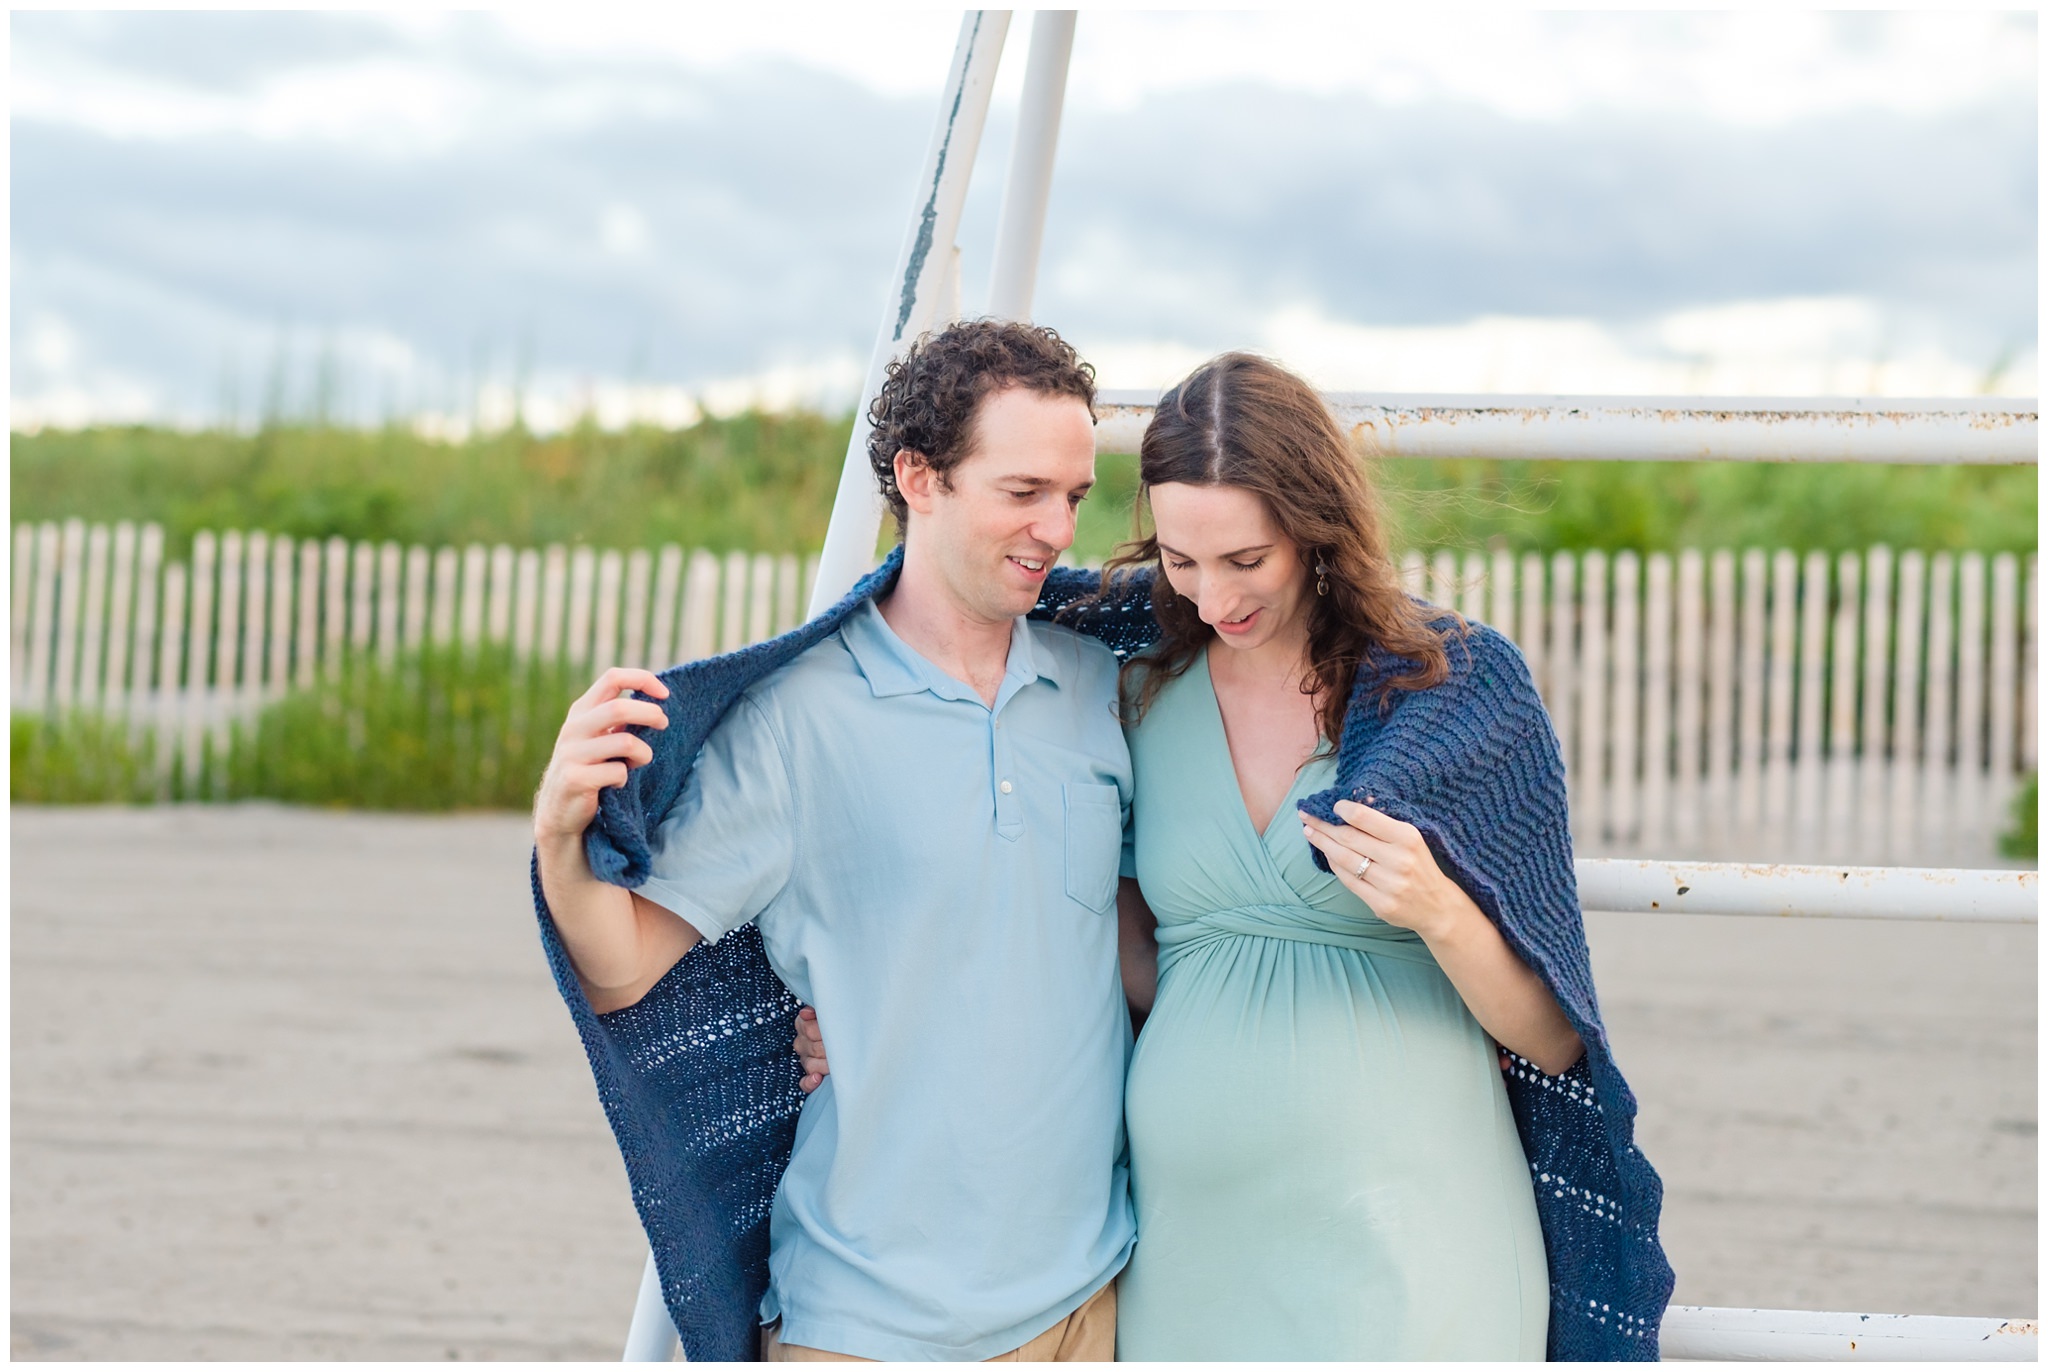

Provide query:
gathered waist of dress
left=1152, top=903, right=1440, bottom=972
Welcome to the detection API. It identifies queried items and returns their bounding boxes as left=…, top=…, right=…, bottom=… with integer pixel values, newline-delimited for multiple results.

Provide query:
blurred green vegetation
left=12, top=643, right=587, bottom=809
left=1999, top=773, right=2037, bottom=860
left=13, top=416, right=2036, bottom=565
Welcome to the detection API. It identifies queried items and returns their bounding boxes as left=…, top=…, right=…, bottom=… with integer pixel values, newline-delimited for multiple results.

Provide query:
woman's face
left=1148, top=481, right=1311, bottom=655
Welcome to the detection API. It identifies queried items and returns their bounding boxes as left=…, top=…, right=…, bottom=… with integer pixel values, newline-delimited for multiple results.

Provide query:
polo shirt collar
left=841, top=598, right=1065, bottom=705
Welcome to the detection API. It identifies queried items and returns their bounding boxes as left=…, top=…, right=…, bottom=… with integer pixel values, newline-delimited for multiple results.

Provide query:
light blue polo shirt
left=639, top=597, right=1137, bottom=1362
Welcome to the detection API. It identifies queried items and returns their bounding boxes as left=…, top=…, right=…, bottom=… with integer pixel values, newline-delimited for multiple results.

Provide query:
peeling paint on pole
left=1093, top=391, right=2039, bottom=465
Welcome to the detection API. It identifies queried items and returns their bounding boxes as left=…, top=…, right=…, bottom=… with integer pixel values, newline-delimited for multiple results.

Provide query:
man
left=533, top=321, right=1134, bottom=1361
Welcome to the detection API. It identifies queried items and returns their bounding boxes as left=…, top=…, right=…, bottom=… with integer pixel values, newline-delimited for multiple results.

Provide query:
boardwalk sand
left=8, top=803, right=2036, bottom=1359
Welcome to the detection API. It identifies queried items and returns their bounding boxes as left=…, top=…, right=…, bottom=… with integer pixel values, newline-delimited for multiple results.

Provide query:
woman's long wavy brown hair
left=1102, top=352, right=1463, bottom=748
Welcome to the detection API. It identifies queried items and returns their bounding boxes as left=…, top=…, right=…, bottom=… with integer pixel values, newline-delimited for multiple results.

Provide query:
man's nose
left=1029, top=501, right=1077, bottom=552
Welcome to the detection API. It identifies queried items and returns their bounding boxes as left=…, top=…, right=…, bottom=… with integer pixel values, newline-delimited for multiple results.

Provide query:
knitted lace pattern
left=533, top=553, right=1674, bottom=1362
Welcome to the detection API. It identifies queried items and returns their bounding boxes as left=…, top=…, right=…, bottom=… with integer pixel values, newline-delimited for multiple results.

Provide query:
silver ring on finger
left=1353, top=854, right=1372, bottom=879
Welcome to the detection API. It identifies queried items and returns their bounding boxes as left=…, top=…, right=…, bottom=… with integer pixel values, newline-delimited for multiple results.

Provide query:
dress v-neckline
left=1195, top=651, right=1321, bottom=846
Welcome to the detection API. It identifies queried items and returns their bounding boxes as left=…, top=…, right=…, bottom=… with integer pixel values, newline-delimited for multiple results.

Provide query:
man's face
left=896, top=386, right=1097, bottom=624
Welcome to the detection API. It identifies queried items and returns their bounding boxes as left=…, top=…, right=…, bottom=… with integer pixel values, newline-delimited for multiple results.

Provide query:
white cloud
left=1080, top=297, right=2034, bottom=399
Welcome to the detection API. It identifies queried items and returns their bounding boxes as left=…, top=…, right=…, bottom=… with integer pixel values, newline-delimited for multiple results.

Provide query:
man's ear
left=895, top=449, right=940, bottom=516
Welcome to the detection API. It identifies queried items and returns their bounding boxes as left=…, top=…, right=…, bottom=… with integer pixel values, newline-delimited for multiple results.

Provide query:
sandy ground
left=10, top=805, right=2036, bottom=1360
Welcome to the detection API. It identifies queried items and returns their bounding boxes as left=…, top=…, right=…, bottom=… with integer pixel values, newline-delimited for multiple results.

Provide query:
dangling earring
left=1315, top=558, right=1330, bottom=597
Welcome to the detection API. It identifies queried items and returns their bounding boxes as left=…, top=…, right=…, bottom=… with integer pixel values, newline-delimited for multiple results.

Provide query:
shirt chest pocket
left=1062, top=781, right=1123, bottom=915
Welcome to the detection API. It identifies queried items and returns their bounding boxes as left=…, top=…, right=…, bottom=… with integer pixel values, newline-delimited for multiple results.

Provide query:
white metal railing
left=1094, top=393, right=2039, bottom=466
left=1660, top=1306, right=2038, bottom=1361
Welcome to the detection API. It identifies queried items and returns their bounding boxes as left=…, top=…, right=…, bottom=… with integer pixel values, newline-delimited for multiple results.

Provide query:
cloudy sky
left=11, top=9, right=2037, bottom=432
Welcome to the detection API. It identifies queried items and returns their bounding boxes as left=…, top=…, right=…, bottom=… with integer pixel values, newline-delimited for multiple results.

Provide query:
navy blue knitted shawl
left=533, top=549, right=1674, bottom=1361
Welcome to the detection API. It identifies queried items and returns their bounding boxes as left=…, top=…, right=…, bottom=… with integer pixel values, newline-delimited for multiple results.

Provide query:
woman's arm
left=1299, top=799, right=1583, bottom=1076
left=1117, top=877, right=1159, bottom=1027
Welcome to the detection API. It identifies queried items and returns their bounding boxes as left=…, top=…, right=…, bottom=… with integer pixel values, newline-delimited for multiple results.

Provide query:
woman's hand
left=533, top=667, right=670, bottom=847
left=1298, top=797, right=1584, bottom=1077
left=793, top=1007, right=830, bottom=1093
left=1299, top=797, right=1470, bottom=941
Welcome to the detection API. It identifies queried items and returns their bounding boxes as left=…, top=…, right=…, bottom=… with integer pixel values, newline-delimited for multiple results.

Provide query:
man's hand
left=793, top=1006, right=830, bottom=1093
left=534, top=667, right=670, bottom=845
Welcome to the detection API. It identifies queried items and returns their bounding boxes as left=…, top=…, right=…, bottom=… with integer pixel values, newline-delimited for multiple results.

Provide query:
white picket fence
left=11, top=520, right=2037, bottom=864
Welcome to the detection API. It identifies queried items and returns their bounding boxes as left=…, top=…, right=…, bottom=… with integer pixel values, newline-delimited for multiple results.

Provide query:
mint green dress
left=1115, top=655, right=1548, bottom=1361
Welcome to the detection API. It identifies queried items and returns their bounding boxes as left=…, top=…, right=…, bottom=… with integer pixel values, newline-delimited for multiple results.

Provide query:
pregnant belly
left=1119, top=931, right=1548, bottom=1360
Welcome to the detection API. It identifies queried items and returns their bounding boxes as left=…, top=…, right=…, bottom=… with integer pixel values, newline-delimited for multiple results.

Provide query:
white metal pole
left=621, top=1251, right=680, bottom=1362
left=805, top=10, right=1013, bottom=619
left=986, top=11, right=1076, bottom=321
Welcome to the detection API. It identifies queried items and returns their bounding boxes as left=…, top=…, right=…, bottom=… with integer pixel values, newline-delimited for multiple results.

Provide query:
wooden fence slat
left=1458, top=551, right=1487, bottom=625
left=155, top=561, right=187, bottom=792
left=456, top=545, right=486, bottom=647
left=130, top=525, right=164, bottom=719
left=1888, top=552, right=1926, bottom=860
left=104, top=522, right=138, bottom=718
left=347, top=541, right=375, bottom=655
left=2022, top=554, right=2038, bottom=773
left=240, top=531, right=269, bottom=713
left=1791, top=551, right=1828, bottom=856
left=1489, top=548, right=1516, bottom=640
left=1519, top=553, right=1546, bottom=708
left=402, top=545, right=431, bottom=653
left=1822, top=552, right=1860, bottom=859
left=679, top=550, right=721, bottom=662
left=566, top=547, right=598, bottom=669
left=213, top=531, right=244, bottom=735
left=623, top=549, right=653, bottom=668
left=266, top=536, right=294, bottom=699
left=1400, top=550, right=1426, bottom=600
left=719, top=550, right=750, bottom=653
left=1858, top=548, right=1893, bottom=862
left=803, top=554, right=821, bottom=619
left=184, top=532, right=218, bottom=793
left=24, top=523, right=60, bottom=710
left=1954, top=553, right=1987, bottom=858
left=1733, top=550, right=1768, bottom=848
left=323, top=538, right=349, bottom=678
left=1549, top=551, right=1577, bottom=817
left=293, top=540, right=320, bottom=689
left=592, top=549, right=624, bottom=669
left=1608, top=551, right=1639, bottom=849
left=1761, top=551, right=1799, bottom=854
left=1640, top=552, right=1670, bottom=851
left=647, top=545, right=684, bottom=669
left=375, top=542, right=403, bottom=668
left=514, top=549, right=543, bottom=659
left=78, top=523, right=112, bottom=710
left=538, top=546, right=569, bottom=663
left=1712, top=548, right=1744, bottom=847
left=1429, top=549, right=1458, bottom=614
left=11, top=524, right=34, bottom=699
left=747, top=553, right=776, bottom=645
left=1673, top=550, right=1705, bottom=850
left=1921, top=554, right=1956, bottom=862
left=487, top=546, right=515, bottom=645
left=430, top=547, right=459, bottom=647
left=775, top=553, right=801, bottom=636
left=1576, top=551, right=1608, bottom=849
left=52, top=518, right=87, bottom=711
left=1987, top=552, right=2018, bottom=836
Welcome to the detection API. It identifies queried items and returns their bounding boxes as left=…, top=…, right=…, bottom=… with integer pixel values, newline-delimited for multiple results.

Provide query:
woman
left=1103, top=353, right=1577, bottom=1359
left=798, top=353, right=1671, bottom=1360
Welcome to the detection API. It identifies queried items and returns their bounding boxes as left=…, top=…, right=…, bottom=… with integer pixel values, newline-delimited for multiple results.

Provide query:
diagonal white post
left=804, top=10, right=1014, bottom=620
left=986, top=11, right=1076, bottom=322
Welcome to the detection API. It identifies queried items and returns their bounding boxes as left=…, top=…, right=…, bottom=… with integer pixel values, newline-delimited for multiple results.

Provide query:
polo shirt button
left=999, top=780, right=1014, bottom=794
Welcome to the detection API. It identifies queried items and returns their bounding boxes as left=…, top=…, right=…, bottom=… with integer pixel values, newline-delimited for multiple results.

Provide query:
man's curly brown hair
left=866, top=319, right=1096, bottom=531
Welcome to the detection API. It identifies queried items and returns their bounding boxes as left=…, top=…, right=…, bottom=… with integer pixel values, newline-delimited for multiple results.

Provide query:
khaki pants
left=762, top=1280, right=1116, bottom=1362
